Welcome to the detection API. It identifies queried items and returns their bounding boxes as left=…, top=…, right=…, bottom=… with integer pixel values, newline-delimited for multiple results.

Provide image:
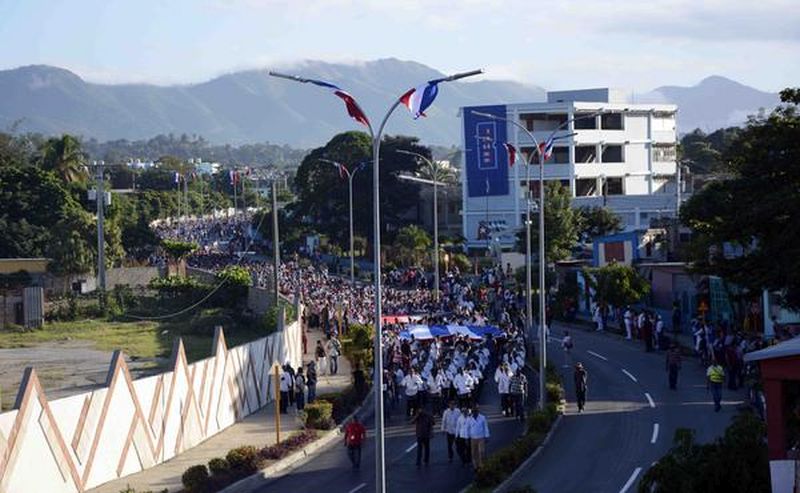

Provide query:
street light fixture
left=271, top=68, right=482, bottom=492
left=318, top=158, right=368, bottom=286
left=396, top=149, right=455, bottom=303
left=471, top=109, right=601, bottom=410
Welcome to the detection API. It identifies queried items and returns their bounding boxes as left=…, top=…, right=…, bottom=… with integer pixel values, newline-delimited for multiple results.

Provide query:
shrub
left=545, top=382, right=565, bottom=403
left=317, top=385, right=364, bottom=423
left=302, top=400, right=334, bottom=430
left=207, top=457, right=229, bottom=477
left=225, top=445, right=260, bottom=478
left=181, top=464, right=210, bottom=493
left=527, top=409, right=553, bottom=435
left=475, top=433, right=542, bottom=487
left=260, top=430, right=318, bottom=460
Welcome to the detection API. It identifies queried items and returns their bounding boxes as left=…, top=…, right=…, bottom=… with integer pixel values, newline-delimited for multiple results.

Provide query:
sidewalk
left=89, top=328, right=351, bottom=493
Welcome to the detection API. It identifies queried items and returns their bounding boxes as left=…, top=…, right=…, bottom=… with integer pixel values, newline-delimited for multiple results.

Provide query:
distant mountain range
left=0, top=59, right=781, bottom=147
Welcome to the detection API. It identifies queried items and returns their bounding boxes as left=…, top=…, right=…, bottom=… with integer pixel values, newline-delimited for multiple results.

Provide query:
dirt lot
left=0, top=342, right=164, bottom=410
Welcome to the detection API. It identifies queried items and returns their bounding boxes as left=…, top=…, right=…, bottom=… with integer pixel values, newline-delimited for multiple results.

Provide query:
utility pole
left=272, top=179, right=281, bottom=307
left=94, top=161, right=107, bottom=306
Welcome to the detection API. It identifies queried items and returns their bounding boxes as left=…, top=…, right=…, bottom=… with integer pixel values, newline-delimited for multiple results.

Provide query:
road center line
left=619, top=467, right=642, bottom=493
left=651, top=423, right=660, bottom=444
left=348, top=483, right=367, bottom=493
left=621, top=368, right=638, bottom=382
left=405, top=442, right=417, bottom=453
left=587, top=350, right=608, bottom=361
left=645, top=392, right=655, bottom=408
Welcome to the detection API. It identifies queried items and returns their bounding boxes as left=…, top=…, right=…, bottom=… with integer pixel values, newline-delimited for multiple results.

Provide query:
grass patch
left=0, top=310, right=270, bottom=369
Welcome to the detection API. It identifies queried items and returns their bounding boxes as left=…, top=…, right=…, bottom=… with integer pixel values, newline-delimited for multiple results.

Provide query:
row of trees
left=0, top=132, right=241, bottom=277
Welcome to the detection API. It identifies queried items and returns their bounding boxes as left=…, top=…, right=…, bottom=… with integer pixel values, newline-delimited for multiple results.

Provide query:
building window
left=574, top=115, right=597, bottom=130
left=652, top=145, right=677, bottom=162
left=575, top=145, right=597, bottom=163
left=576, top=178, right=596, bottom=196
left=604, top=242, right=625, bottom=262
left=601, top=113, right=624, bottom=130
left=601, top=145, right=624, bottom=163
left=519, top=113, right=567, bottom=132
left=604, top=177, right=623, bottom=195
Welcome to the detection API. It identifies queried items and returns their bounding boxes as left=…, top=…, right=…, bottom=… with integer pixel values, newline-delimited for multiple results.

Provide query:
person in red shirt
left=344, top=416, right=367, bottom=469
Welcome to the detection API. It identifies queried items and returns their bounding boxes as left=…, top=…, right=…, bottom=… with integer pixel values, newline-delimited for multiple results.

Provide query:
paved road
left=254, top=364, right=530, bottom=493
left=504, top=322, right=741, bottom=493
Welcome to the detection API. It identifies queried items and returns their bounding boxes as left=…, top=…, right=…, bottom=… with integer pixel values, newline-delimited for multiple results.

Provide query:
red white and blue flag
left=539, top=137, right=555, bottom=161
left=229, top=169, right=239, bottom=185
left=399, top=77, right=447, bottom=119
left=336, top=162, right=347, bottom=179
left=174, top=172, right=181, bottom=184
left=503, top=143, right=517, bottom=167
left=303, top=78, right=370, bottom=128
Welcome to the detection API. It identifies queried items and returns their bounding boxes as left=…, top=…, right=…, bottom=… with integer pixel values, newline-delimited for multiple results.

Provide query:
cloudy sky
left=1, top=0, right=797, bottom=92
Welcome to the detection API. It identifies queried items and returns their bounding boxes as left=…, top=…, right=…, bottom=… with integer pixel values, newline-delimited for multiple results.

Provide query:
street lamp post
left=396, top=149, right=453, bottom=303
left=471, top=110, right=600, bottom=410
left=271, top=68, right=482, bottom=492
left=318, top=158, right=366, bottom=286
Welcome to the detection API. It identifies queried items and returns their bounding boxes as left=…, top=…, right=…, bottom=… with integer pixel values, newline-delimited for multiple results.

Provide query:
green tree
left=290, top=131, right=422, bottom=248
left=216, top=265, right=252, bottom=287
left=577, top=206, right=623, bottom=239
left=583, top=262, right=650, bottom=308
left=681, top=88, right=800, bottom=309
left=161, top=239, right=198, bottom=262
left=39, top=134, right=88, bottom=183
left=394, top=224, right=431, bottom=267
left=516, top=181, right=580, bottom=262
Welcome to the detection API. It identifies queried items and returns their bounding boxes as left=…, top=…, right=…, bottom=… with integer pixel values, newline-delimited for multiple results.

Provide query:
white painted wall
left=0, top=315, right=303, bottom=493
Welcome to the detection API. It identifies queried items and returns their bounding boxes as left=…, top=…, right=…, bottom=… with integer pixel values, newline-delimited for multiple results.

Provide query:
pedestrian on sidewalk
left=574, top=362, right=588, bottom=412
left=666, top=343, right=682, bottom=390
left=279, top=364, right=292, bottom=414
left=469, top=405, right=490, bottom=470
left=315, top=340, right=327, bottom=376
left=306, top=361, right=317, bottom=403
left=294, top=367, right=306, bottom=413
left=344, top=416, right=366, bottom=470
left=562, top=331, right=574, bottom=368
left=413, top=408, right=435, bottom=466
left=707, top=359, right=725, bottom=412
left=441, top=400, right=460, bottom=462
left=624, top=307, right=633, bottom=340
left=509, top=368, right=528, bottom=421
left=455, top=406, right=472, bottom=466
left=328, top=335, right=342, bottom=375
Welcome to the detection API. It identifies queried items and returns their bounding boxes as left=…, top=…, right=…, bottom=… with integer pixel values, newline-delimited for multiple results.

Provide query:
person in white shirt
left=562, top=331, right=574, bottom=369
left=494, top=363, right=512, bottom=416
left=468, top=405, right=490, bottom=470
left=623, top=308, right=634, bottom=340
left=453, top=368, right=472, bottom=408
left=279, top=365, right=293, bottom=415
left=427, top=369, right=445, bottom=416
left=455, top=407, right=473, bottom=466
left=441, top=400, right=460, bottom=462
left=402, top=368, right=424, bottom=417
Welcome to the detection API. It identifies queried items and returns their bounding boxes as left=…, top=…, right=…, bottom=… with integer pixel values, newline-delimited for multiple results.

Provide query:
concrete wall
left=0, top=313, right=303, bottom=493
left=105, top=267, right=161, bottom=289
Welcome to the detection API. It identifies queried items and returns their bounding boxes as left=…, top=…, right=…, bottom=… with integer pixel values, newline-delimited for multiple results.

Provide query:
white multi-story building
left=460, top=88, right=680, bottom=250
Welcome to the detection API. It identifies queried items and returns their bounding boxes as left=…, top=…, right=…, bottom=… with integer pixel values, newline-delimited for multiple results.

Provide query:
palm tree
left=40, top=134, right=88, bottom=183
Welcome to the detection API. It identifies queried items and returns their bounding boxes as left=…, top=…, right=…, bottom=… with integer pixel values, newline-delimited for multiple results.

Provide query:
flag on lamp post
left=399, top=77, right=447, bottom=119
left=302, top=78, right=371, bottom=128
left=539, top=137, right=555, bottom=161
left=503, top=143, right=517, bottom=168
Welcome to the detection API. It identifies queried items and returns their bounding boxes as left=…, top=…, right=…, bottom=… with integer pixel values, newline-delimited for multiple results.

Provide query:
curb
left=220, top=388, right=374, bottom=493
left=492, top=413, right=564, bottom=493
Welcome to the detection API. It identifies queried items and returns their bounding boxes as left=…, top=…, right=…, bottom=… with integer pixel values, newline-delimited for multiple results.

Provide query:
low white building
left=460, top=88, right=680, bottom=250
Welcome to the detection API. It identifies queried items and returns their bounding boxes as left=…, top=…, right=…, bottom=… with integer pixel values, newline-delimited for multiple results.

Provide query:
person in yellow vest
left=706, top=359, right=725, bottom=412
